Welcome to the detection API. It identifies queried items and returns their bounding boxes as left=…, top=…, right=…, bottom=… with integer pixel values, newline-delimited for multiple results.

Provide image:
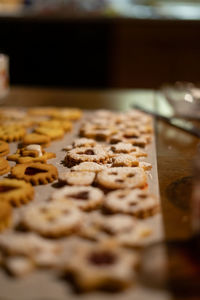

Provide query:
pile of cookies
left=0, top=108, right=160, bottom=292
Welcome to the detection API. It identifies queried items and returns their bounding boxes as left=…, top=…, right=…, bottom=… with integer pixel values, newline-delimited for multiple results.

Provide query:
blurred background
left=1, top=0, right=200, bottom=89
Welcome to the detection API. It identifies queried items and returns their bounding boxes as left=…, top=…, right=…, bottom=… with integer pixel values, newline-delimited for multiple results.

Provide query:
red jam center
left=89, top=251, right=116, bottom=266
left=69, top=191, right=89, bottom=200
left=25, top=167, right=47, bottom=175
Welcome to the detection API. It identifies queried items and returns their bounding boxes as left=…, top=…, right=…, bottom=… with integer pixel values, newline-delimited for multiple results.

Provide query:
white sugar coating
left=25, top=144, right=43, bottom=157
left=72, top=138, right=96, bottom=148
left=105, top=189, right=158, bottom=216
left=139, top=161, right=152, bottom=171
left=21, top=202, right=83, bottom=237
left=97, top=167, right=147, bottom=190
left=59, top=171, right=95, bottom=186
left=71, top=162, right=106, bottom=172
left=6, top=257, right=34, bottom=277
left=110, top=142, right=134, bottom=153
left=51, top=185, right=104, bottom=211
left=111, top=154, right=139, bottom=167
left=97, top=214, right=136, bottom=234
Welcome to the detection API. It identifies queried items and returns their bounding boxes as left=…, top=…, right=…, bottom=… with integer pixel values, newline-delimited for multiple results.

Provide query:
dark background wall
left=1, top=17, right=200, bottom=89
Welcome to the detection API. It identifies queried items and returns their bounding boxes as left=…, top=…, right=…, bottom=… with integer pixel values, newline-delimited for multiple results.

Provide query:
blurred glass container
left=0, top=54, right=9, bottom=102
left=161, top=82, right=200, bottom=119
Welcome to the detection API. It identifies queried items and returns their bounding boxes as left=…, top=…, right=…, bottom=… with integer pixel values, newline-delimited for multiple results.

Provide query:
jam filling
left=115, top=179, right=124, bottom=183
left=69, top=191, right=89, bottom=200
left=25, top=167, right=48, bottom=175
left=89, top=251, right=116, bottom=266
left=127, top=173, right=135, bottom=178
left=0, top=186, right=18, bottom=193
left=84, top=149, right=95, bottom=155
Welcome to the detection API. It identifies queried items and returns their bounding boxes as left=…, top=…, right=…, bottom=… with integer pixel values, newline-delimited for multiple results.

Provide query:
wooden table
left=2, top=86, right=200, bottom=299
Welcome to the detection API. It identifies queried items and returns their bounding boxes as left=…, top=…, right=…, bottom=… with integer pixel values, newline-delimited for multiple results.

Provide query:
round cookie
left=11, top=162, right=58, bottom=185
left=0, top=179, right=34, bottom=207
left=67, top=241, right=139, bottom=291
left=0, top=125, right=26, bottom=143
left=51, top=186, right=104, bottom=211
left=23, top=133, right=50, bottom=148
left=0, top=141, right=9, bottom=157
left=0, top=158, right=10, bottom=175
left=21, top=202, right=83, bottom=238
left=105, top=189, right=159, bottom=218
left=0, top=201, right=12, bottom=232
left=65, top=146, right=108, bottom=167
left=97, top=167, right=147, bottom=190
left=59, top=171, right=96, bottom=186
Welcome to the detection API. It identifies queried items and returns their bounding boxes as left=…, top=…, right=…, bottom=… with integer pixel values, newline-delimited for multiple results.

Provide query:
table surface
left=1, top=86, right=200, bottom=299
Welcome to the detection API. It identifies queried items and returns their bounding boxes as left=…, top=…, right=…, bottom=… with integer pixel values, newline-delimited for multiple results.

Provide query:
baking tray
left=0, top=111, right=165, bottom=300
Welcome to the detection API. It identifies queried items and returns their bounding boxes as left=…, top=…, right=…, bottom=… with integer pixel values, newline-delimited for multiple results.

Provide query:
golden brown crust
left=7, top=148, right=56, bottom=164
left=22, top=133, right=50, bottom=148
left=0, top=157, right=10, bottom=175
left=0, top=201, right=12, bottom=232
left=11, top=162, right=58, bottom=185
left=0, top=141, right=9, bottom=157
left=0, top=179, right=34, bottom=207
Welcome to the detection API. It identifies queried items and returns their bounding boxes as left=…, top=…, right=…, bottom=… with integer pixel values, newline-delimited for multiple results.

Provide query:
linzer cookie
left=7, top=144, right=56, bottom=164
left=59, top=170, right=96, bottom=186
left=27, top=107, right=58, bottom=117
left=0, top=179, right=34, bottom=206
left=0, top=141, right=9, bottom=157
left=0, top=158, right=10, bottom=175
left=11, top=162, right=58, bottom=185
left=51, top=186, right=104, bottom=211
left=0, top=125, right=26, bottom=143
left=67, top=240, right=139, bottom=291
left=105, top=189, right=159, bottom=218
left=23, top=133, right=50, bottom=148
left=20, top=202, right=83, bottom=238
left=97, top=167, right=147, bottom=190
left=65, top=145, right=108, bottom=167
left=0, top=202, right=12, bottom=232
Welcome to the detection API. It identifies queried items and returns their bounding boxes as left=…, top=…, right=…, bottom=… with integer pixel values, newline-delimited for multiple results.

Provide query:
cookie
left=38, top=120, right=72, bottom=132
left=59, top=170, right=96, bottom=186
left=71, top=162, right=106, bottom=173
left=53, top=108, right=82, bottom=121
left=23, top=133, right=51, bottom=148
left=34, top=126, right=64, bottom=140
left=21, top=202, right=83, bottom=238
left=0, top=141, right=9, bottom=157
left=81, top=126, right=117, bottom=142
left=105, top=189, right=159, bottom=218
left=8, top=144, right=56, bottom=164
left=90, top=214, right=152, bottom=248
left=97, top=167, right=147, bottom=190
left=109, top=133, right=148, bottom=148
left=110, top=154, right=139, bottom=167
left=0, top=201, right=12, bottom=232
left=109, top=143, right=147, bottom=157
left=64, top=138, right=97, bottom=151
left=51, top=186, right=104, bottom=211
left=65, top=146, right=108, bottom=167
left=139, top=161, right=152, bottom=171
left=0, top=179, right=34, bottom=206
left=0, top=157, right=10, bottom=175
left=27, top=107, right=58, bottom=117
left=5, top=257, right=35, bottom=277
left=11, top=162, right=58, bottom=185
left=67, top=240, right=139, bottom=291
left=0, top=125, right=26, bottom=143
left=0, top=232, right=62, bottom=268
